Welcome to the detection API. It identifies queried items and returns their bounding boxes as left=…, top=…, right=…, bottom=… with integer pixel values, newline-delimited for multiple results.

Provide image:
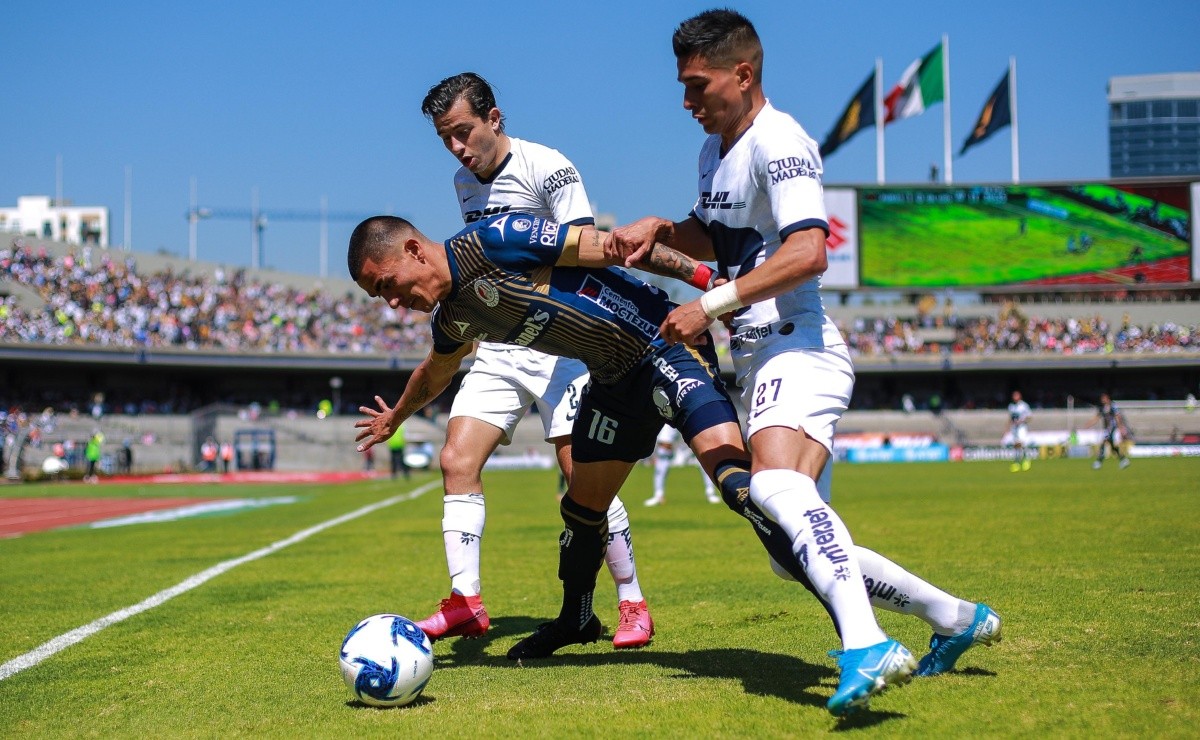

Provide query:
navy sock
left=557, top=495, right=608, bottom=629
left=713, top=458, right=832, bottom=607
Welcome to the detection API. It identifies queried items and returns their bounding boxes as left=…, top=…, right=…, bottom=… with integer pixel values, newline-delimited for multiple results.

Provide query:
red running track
left=0, top=498, right=216, bottom=538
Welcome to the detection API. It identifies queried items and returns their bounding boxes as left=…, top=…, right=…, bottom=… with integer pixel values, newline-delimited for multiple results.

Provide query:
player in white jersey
left=609, top=10, right=1000, bottom=715
left=1005, top=390, right=1033, bottom=472
left=414, top=73, right=653, bottom=649
left=645, top=425, right=720, bottom=506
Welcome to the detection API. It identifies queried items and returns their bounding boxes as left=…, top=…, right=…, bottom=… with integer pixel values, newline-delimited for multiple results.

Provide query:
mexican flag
left=884, top=42, right=945, bottom=123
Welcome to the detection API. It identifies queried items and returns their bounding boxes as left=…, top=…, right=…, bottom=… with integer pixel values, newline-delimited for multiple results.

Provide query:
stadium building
left=1108, top=72, right=1200, bottom=178
left=0, top=195, right=109, bottom=247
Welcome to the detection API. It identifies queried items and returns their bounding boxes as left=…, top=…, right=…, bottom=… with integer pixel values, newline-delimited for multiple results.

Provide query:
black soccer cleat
left=506, top=615, right=604, bottom=660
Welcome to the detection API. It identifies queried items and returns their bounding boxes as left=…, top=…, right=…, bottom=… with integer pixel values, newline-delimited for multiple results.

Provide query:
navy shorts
left=571, top=338, right=739, bottom=463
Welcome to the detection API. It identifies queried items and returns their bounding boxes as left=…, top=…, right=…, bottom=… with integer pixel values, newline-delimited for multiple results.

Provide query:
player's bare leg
left=415, top=416, right=504, bottom=641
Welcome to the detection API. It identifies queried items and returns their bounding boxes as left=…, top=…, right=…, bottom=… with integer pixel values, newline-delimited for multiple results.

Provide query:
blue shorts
left=571, top=338, right=738, bottom=463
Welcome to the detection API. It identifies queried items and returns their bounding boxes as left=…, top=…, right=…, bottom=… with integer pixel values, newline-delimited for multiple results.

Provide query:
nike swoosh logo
left=462, top=194, right=472, bottom=202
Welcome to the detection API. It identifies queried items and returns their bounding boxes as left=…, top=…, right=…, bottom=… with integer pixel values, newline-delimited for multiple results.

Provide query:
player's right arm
left=355, top=342, right=474, bottom=451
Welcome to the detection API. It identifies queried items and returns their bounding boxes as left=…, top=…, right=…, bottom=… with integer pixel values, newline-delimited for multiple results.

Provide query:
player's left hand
left=660, top=300, right=713, bottom=346
left=355, top=395, right=397, bottom=452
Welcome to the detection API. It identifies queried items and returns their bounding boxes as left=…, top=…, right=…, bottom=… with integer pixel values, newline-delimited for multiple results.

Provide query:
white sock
left=856, top=547, right=977, bottom=634
left=652, top=454, right=669, bottom=500
left=442, top=493, right=485, bottom=597
left=605, top=497, right=643, bottom=603
left=750, top=469, right=886, bottom=650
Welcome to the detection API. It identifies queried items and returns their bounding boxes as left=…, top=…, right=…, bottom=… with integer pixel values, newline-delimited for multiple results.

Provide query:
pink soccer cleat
left=415, top=592, right=490, bottom=641
left=613, top=599, right=655, bottom=649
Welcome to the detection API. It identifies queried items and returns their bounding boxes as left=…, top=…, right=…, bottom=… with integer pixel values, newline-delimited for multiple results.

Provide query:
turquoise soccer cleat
left=827, top=639, right=917, bottom=717
left=915, top=602, right=1003, bottom=677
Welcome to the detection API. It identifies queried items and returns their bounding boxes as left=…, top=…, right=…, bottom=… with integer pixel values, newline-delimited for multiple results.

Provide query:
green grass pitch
left=1, top=458, right=1198, bottom=736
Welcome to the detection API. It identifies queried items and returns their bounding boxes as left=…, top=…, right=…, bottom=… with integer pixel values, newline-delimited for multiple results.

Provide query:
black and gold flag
left=960, top=70, right=1012, bottom=156
left=820, top=70, right=876, bottom=159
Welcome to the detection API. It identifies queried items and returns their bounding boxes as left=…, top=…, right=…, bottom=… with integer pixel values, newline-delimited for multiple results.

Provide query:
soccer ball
left=338, top=614, right=433, bottom=707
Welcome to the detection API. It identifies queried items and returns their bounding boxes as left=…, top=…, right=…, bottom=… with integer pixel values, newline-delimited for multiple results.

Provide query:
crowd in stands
left=0, top=239, right=427, bottom=354
left=1, top=238, right=1197, bottom=358
left=841, top=300, right=1196, bottom=357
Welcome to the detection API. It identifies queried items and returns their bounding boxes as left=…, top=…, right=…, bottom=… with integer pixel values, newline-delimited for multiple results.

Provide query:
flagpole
left=875, top=57, right=885, bottom=184
left=942, top=34, right=953, bottom=183
left=1010, top=56, right=1020, bottom=183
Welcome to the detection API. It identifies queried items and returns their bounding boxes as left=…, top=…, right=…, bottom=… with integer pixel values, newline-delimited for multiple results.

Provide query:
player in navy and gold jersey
left=417, top=72, right=654, bottom=650
left=1086, top=393, right=1131, bottom=469
left=349, top=212, right=760, bottom=660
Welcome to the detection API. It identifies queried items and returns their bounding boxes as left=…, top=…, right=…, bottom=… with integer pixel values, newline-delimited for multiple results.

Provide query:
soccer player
left=607, top=9, right=1000, bottom=714
left=414, top=73, right=653, bottom=649
left=348, top=213, right=751, bottom=665
left=645, top=425, right=719, bottom=506
left=1005, top=390, right=1033, bottom=472
left=1086, top=393, right=1131, bottom=469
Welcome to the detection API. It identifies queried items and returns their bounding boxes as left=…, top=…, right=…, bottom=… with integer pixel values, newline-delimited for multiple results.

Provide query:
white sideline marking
left=0, top=480, right=440, bottom=682
left=90, top=497, right=299, bottom=528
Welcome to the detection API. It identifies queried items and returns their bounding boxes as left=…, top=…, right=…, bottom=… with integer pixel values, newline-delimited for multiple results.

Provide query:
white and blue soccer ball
left=339, top=614, right=433, bottom=707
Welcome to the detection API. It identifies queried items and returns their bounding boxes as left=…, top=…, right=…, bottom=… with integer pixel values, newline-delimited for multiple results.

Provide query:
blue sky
left=3, top=1, right=1198, bottom=277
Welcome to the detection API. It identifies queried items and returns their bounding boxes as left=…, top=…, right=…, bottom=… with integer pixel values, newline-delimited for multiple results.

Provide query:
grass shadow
left=435, top=617, right=912, bottom=723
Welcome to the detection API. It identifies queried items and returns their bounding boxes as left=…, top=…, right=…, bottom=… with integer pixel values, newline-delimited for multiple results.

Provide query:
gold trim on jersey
left=442, top=226, right=656, bottom=383
left=556, top=225, right=583, bottom=267
left=530, top=266, right=552, bottom=295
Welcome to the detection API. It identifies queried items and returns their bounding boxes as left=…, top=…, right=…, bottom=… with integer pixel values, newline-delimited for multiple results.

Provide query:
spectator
left=386, top=423, right=410, bottom=480
left=84, top=430, right=103, bottom=483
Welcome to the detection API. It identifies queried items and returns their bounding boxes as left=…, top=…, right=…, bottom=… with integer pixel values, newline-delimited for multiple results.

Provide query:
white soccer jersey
left=455, top=137, right=594, bottom=357
left=1008, top=401, right=1031, bottom=429
left=692, top=101, right=841, bottom=349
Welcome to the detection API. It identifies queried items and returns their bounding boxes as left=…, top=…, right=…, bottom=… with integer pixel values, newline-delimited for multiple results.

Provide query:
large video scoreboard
left=821, top=180, right=1196, bottom=289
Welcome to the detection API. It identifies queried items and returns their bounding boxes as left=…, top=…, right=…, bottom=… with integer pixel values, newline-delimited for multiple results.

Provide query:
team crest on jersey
left=511, top=217, right=532, bottom=232
left=472, top=279, right=500, bottom=307
left=675, top=378, right=703, bottom=404
left=652, top=387, right=674, bottom=419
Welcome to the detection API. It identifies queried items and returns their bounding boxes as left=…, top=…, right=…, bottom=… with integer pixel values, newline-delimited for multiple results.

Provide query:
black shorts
left=571, top=339, right=738, bottom=463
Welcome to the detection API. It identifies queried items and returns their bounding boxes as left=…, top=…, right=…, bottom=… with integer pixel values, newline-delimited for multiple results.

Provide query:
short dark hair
left=672, top=8, right=763, bottom=77
left=421, top=72, right=505, bottom=132
left=347, top=216, right=416, bottom=281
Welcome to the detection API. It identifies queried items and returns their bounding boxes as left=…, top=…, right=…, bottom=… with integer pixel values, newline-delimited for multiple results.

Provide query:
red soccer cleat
left=415, top=592, right=490, bottom=641
left=613, top=599, right=655, bottom=649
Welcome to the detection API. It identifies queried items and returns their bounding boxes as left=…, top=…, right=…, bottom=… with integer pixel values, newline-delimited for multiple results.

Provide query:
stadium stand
left=2, top=234, right=1198, bottom=476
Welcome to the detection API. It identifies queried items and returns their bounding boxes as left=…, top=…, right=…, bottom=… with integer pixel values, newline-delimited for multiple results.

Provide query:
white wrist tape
left=700, top=281, right=743, bottom=319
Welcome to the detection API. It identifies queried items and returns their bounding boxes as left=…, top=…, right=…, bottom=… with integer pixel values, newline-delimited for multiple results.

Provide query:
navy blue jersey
left=1098, top=403, right=1121, bottom=433
left=431, top=213, right=674, bottom=384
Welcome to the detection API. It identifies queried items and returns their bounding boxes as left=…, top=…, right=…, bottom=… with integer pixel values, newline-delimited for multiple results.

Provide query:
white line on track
left=0, top=479, right=440, bottom=682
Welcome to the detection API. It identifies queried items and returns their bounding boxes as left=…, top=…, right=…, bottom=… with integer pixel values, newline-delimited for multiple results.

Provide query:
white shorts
left=1009, top=424, right=1029, bottom=445
left=734, top=340, right=854, bottom=455
left=449, top=343, right=588, bottom=444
